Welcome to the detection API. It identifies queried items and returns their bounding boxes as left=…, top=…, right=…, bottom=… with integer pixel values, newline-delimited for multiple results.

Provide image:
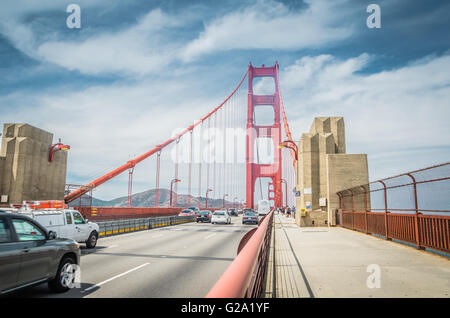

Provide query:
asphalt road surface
left=7, top=215, right=257, bottom=298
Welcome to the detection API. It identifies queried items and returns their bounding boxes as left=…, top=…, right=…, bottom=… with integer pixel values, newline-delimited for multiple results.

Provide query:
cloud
left=0, top=73, right=225, bottom=196
left=37, top=9, right=184, bottom=76
left=182, top=0, right=355, bottom=62
left=0, top=0, right=358, bottom=76
left=276, top=53, right=450, bottom=178
left=0, top=0, right=110, bottom=59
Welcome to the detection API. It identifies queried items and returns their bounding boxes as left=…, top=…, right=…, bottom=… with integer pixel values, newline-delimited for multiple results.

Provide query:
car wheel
left=86, top=231, right=98, bottom=248
left=48, top=256, right=77, bottom=293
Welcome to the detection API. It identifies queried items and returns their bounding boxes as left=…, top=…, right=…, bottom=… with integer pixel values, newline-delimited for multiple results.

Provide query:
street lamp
left=222, top=194, right=229, bottom=209
left=206, top=189, right=213, bottom=209
left=278, top=179, right=288, bottom=208
left=170, top=178, right=181, bottom=208
left=233, top=197, right=238, bottom=209
left=278, top=140, right=298, bottom=161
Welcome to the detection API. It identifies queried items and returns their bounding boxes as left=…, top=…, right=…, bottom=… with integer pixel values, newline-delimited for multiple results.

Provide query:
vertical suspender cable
left=155, top=151, right=161, bottom=207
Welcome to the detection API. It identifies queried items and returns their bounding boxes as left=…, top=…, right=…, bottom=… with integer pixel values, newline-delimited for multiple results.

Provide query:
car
left=257, top=200, right=271, bottom=216
left=243, top=208, right=255, bottom=214
left=237, top=209, right=243, bottom=215
left=19, top=209, right=100, bottom=248
left=242, top=211, right=259, bottom=224
left=211, top=210, right=231, bottom=224
left=178, top=209, right=195, bottom=216
left=228, top=208, right=238, bottom=216
left=196, top=210, right=212, bottom=223
left=187, top=206, right=199, bottom=213
left=0, top=211, right=81, bottom=295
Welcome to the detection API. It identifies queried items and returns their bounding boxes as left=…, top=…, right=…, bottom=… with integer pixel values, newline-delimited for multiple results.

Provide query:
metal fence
left=97, top=215, right=195, bottom=237
left=206, top=210, right=274, bottom=298
left=337, top=162, right=450, bottom=253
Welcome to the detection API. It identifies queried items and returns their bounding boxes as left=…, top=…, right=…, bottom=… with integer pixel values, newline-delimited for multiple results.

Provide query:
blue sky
left=0, top=0, right=449, bottom=200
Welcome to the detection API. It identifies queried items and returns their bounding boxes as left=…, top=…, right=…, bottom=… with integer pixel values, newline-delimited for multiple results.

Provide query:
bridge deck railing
left=206, top=210, right=274, bottom=298
left=337, top=162, right=450, bottom=253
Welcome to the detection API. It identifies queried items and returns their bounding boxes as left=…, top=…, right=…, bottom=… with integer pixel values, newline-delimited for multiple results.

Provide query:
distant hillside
left=68, top=188, right=234, bottom=208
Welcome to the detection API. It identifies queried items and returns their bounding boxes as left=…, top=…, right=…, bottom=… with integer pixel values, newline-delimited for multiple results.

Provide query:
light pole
left=170, top=178, right=181, bottom=208
left=278, top=140, right=298, bottom=161
left=278, top=179, right=288, bottom=208
left=278, top=139, right=298, bottom=208
left=223, top=194, right=229, bottom=209
left=233, top=197, right=238, bottom=209
left=206, top=189, right=213, bottom=209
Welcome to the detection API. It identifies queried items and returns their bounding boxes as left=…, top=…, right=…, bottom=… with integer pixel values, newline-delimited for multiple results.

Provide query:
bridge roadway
left=7, top=215, right=255, bottom=298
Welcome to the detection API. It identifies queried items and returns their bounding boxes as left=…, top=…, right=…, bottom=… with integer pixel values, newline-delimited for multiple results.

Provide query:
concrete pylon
left=0, top=123, right=68, bottom=206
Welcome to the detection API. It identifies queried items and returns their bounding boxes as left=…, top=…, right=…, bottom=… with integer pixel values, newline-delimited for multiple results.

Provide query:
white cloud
left=182, top=0, right=355, bottom=61
left=277, top=53, right=450, bottom=178
left=0, top=0, right=111, bottom=60
left=0, top=74, right=226, bottom=198
left=37, top=9, right=184, bottom=76
left=0, top=0, right=357, bottom=76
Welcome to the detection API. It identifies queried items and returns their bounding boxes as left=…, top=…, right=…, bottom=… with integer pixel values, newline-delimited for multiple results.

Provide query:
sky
left=0, top=0, right=449, bottom=201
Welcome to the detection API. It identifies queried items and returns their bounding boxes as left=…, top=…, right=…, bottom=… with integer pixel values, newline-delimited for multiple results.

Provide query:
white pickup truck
left=19, top=209, right=100, bottom=248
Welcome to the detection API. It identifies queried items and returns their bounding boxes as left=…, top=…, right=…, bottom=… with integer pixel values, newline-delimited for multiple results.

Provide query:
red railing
left=337, top=162, right=450, bottom=253
left=206, top=210, right=274, bottom=298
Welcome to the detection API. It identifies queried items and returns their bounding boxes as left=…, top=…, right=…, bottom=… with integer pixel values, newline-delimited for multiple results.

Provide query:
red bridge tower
left=246, top=63, right=282, bottom=209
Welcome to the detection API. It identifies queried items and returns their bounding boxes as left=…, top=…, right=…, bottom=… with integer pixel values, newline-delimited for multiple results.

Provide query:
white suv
left=19, top=209, right=100, bottom=248
left=211, top=210, right=231, bottom=224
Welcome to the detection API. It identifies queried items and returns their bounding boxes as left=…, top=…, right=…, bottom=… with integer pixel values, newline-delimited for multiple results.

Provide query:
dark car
left=196, top=210, right=212, bottom=223
left=242, top=212, right=258, bottom=225
left=228, top=208, right=238, bottom=216
left=0, top=211, right=81, bottom=295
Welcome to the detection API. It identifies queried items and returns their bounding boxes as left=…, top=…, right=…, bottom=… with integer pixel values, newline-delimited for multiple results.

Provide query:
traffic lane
left=83, top=216, right=254, bottom=297
left=10, top=216, right=255, bottom=297
left=27, top=220, right=229, bottom=298
left=6, top=222, right=203, bottom=298
left=85, top=224, right=248, bottom=297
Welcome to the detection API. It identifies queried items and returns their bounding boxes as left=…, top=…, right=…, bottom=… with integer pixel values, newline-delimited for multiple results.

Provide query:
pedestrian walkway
left=267, top=213, right=450, bottom=298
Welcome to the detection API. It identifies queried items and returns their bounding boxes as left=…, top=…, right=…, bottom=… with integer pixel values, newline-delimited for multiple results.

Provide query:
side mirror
left=48, top=231, right=57, bottom=240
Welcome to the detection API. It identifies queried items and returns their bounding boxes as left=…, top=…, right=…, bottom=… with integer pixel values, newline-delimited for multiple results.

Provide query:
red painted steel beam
left=206, top=210, right=273, bottom=298
left=64, top=66, right=250, bottom=203
left=246, top=62, right=282, bottom=209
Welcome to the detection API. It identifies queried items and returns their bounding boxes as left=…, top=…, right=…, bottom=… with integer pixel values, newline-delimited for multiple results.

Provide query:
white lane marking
left=152, top=234, right=163, bottom=238
left=82, top=263, right=149, bottom=293
left=204, top=233, right=216, bottom=240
